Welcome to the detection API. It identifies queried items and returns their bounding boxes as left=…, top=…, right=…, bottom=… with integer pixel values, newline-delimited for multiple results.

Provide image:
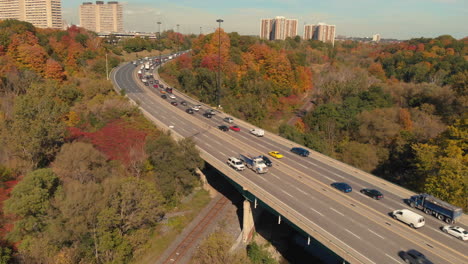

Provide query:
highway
left=111, top=58, right=468, bottom=264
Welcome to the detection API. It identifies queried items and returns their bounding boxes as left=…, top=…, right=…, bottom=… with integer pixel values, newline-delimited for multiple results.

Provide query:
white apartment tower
left=303, top=23, right=336, bottom=46
left=79, top=1, right=123, bottom=33
left=0, top=0, right=63, bottom=29
left=372, top=34, right=381, bottom=42
left=260, top=16, right=298, bottom=40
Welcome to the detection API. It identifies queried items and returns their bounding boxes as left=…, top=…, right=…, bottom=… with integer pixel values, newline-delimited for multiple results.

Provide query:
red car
left=153, top=84, right=158, bottom=88
left=229, top=125, right=240, bottom=132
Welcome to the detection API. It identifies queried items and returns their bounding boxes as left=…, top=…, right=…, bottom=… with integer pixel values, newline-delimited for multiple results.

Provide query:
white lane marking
left=309, top=207, right=324, bottom=216
left=330, top=207, right=344, bottom=216
left=258, top=176, right=267, bottom=182
left=345, top=229, right=361, bottom=240
left=270, top=173, right=281, bottom=180
left=295, top=187, right=308, bottom=196
left=368, top=229, right=385, bottom=239
left=323, top=175, right=334, bottom=181
left=205, top=143, right=213, bottom=148
left=385, top=254, right=401, bottom=263
left=219, top=152, right=227, bottom=157
left=281, top=190, right=293, bottom=198
left=298, top=163, right=308, bottom=169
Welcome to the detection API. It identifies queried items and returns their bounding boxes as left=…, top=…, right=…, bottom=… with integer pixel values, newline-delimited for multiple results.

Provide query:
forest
left=159, top=30, right=467, bottom=211
left=0, top=20, right=203, bottom=263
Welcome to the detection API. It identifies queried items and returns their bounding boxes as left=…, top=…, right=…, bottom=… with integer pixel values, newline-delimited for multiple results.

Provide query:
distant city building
left=372, top=34, right=381, bottom=42
left=303, top=23, right=336, bottom=46
left=0, top=0, right=63, bottom=29
left=260, top=16, right=298, bottom=40
left=79, top=1, right=123, bottom=33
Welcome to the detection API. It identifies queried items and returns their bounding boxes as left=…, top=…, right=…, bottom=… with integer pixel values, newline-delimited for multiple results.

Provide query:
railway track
left=161, top=195, right=230, bottom=263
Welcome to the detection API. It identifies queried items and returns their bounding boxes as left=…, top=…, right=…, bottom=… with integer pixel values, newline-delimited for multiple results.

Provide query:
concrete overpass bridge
left=111, top=58, right=468, bottom=264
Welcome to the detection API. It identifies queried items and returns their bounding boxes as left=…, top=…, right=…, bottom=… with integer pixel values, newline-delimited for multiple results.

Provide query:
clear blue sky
left=63, top=0, right=468, bottom=39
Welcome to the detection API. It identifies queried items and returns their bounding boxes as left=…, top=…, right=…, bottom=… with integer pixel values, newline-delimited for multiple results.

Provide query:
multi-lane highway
left=111, top=58, right=467, bottom=264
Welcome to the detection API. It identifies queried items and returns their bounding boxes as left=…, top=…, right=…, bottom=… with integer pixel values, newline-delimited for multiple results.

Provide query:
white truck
left=145, top=63, right=150, bottom=70
left=227, top=157, right=245, bottom=171
left=239, top=154, right=268, bottom=174
left=250, top=128, right=264, bottom=137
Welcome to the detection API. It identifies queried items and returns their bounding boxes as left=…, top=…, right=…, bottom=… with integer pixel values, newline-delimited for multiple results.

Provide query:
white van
left=391, top=209, right=425, bottom=229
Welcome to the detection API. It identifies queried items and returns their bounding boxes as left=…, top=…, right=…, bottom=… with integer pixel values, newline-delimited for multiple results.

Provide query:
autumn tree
left=52, top=142, right=111, bottom=184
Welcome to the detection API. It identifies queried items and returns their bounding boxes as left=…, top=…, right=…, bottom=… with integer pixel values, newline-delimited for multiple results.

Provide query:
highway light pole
left=216, top=19, right=223, bottom=109
left=176, top=24, right=180, bottom=54
left=157, top=21, right=162, bottom=66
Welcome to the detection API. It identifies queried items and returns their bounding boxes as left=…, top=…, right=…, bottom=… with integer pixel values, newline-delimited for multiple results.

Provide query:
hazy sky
left=63, top=0, right=467, bottom=39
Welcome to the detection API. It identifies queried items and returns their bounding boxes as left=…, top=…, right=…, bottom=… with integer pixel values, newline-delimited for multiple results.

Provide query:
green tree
left=4, top=169, right=59, bottom=241
left=5, top=82, right=69, bottom=169
left=191, top=231, right=250, bottom=264
left=146, top=135, right=203, bottom=203
left=247, top=242, right=278, bottom=264
left=0, top=246, right=12, bottom=264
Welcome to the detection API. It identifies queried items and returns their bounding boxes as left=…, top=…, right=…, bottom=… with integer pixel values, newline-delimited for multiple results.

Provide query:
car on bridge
left=203, top=112, right=212, bottom=118
left=331, top=182, right=352, bottom=193
left=290, top=147, right=309, bottom=157
left=168, top=94, right=176, bottom=99
left=223, top=117, right=234, bottom=123
left=229, top=125, right=240, bottom=132
left=261, top=156, right=272, bottom=167
left=442, top=225, right=468, bottom=240
left=268, top=151, right=283, bottom=159
left=360, top=188, right=383, bottom=200
left=398, top=250, right=433, bottom=264
left=170, top=101, right=178, bottom=106
left=227, top=157, right=245, bottom=171
left=186, top=108, right=194, bottom=114
left=161, top=94, right=167, bottom=99
left=180, top=101, right=188, bottom=106
left=218, top=125, right=229, bottom=131
left=192, top=105, right=201, bottom=111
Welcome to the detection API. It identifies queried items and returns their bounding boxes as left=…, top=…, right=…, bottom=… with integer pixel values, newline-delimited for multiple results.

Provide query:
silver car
left=442, top=225, right=468, bottom=240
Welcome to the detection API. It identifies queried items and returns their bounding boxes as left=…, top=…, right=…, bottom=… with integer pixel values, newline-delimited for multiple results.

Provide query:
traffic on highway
left=112, top=54, right=468, bottom=264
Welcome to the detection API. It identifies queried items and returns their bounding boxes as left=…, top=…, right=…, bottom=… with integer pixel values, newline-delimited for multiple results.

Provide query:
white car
left=227, top=157, right=245, bottom=171
left=168, top=94, right=176, bottom=99
left=192, top=105, right=201, bottom=111
left=442, top=225, right=468, bottom=240
left=223, top=117, right=234, bottom=123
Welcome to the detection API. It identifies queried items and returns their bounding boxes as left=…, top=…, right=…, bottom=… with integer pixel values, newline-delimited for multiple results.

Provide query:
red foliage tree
left=67, top=120, right=148, bottom=166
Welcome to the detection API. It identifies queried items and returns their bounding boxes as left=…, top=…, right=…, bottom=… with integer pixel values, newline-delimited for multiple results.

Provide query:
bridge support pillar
left=242, top=199, right=255, bottom=243
left=196, top=168, right=216, bottom=198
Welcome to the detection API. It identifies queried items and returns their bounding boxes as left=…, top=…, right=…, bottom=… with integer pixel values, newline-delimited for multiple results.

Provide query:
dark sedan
left=203, top=112, right=212, bottom=118
left=331, top=182, right=352, bottom=193
left=261, top=156, right=272, bottom=167
left=170, top=101, right=178, bottom=106
left=186, top=108, right=194, bottom=114
left=218, top=125, right=229, bottom=131
left=161, top=94, right=167, bottom=99
left=360, top=188, right=383, bottom=200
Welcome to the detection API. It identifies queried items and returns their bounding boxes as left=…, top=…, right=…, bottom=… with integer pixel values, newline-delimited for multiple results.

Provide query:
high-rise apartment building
left=260, top=16, right=298, bottom=40
left=303, top=23, right=336, bottom=46
left=79, top=1, right=123, bottom=33
left=0, top=0, right=63, bottom=29
left=372, top=34, right=381, bottom=42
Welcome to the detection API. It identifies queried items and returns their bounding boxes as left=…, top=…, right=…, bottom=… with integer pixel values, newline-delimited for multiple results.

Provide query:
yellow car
left=268, top=151, right=283, bottom=159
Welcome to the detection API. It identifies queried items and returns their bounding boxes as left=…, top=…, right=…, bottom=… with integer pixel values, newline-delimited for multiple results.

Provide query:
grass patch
left=132, top=189, right=211, bottom=264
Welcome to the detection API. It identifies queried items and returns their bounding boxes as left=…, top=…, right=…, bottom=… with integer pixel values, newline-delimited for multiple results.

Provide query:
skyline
left=62, top=0, right=468, bottom=39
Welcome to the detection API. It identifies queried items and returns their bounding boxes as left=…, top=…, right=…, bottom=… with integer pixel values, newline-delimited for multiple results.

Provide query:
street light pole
left=176, top=24, right=180, bottom=54
left=157, top=21, right=162, bottom=66
left=216, top=19, right=223, bottom=109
